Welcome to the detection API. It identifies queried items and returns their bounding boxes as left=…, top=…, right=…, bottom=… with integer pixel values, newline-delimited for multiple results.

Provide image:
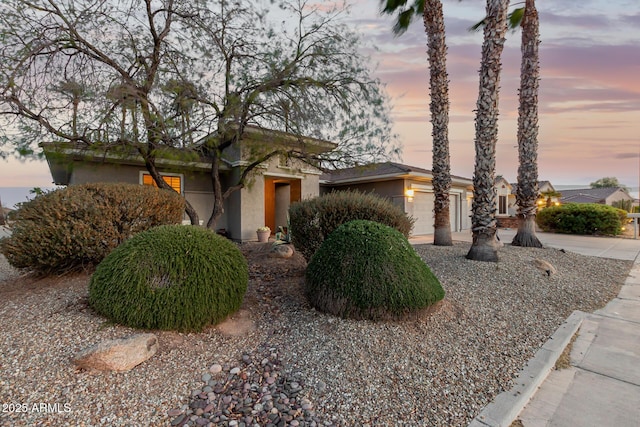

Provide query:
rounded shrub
left=537, top=203, right=626, bottom=235
left=305, top=220, right=444, bottom=320
left=0, top=183, right=184, bottom=274
left=89, top=225, right=248, bottom=332
left=289, top=190, right=415, bottom=261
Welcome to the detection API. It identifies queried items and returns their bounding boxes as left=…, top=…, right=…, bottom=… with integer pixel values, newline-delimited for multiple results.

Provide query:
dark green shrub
left=536, top=203, right=626, bottom=235
left=89, top=225, right=248, bottom=332
left=0, top=183, right=184, bottom=274
left=289, top=190, right=414, bottom=260
left=305, top=220, right=444, bottom=320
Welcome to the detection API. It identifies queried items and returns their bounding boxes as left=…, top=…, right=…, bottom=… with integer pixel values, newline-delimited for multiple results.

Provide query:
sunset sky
left=352, top=0, right=640, bottom=195
left=1, top=0, right=639, bottom=198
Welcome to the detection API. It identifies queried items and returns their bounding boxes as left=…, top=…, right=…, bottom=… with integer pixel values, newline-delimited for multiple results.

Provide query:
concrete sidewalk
left=457, top=231, right=640, bottom=427
left=410, top=229, right=640, bottom=261
left=513, top=258, right=640, bottom=427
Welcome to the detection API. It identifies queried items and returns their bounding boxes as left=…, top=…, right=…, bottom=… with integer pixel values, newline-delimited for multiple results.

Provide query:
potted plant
left=256, top=226, right=271, bottom=243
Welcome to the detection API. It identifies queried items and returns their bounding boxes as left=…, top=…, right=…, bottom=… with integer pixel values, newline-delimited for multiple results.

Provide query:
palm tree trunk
left=512, top=0, right=542, bottom=248
left=424, top=0, right=452, bottom=246
left=467, top=0, right=510, bottom=262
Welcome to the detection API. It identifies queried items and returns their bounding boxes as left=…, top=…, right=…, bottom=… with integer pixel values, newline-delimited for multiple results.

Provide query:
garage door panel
left=412, top=192, right=434, bottom=235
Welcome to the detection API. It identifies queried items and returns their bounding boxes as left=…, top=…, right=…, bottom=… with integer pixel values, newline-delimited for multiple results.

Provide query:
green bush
left=305, top=220, right=444, bottom=320
left=289, top=190, right=414, bottom=260
left=0, top=183, right=184, bottom=274
left=536, top=203, right=627, bottom=235
left=89, top=225, right=248, bottom=332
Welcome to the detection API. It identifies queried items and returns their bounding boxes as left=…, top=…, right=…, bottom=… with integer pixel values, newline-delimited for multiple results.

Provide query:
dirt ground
left=0, top=242, right=307, bottom=314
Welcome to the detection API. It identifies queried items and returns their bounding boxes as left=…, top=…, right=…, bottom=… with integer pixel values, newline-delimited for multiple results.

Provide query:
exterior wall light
left=405, top=189, right=414, bottom=197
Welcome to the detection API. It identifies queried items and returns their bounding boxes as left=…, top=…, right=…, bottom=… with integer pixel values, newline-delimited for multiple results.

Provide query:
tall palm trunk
left=512, top=0, right=542, bottom=247
left=424, top=0, right=452, bottom=246
left=467, top=0, right=510, bottom=262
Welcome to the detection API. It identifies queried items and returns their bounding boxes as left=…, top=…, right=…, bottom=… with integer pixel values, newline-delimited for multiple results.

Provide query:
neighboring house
left=42, top=126, right=336, bottom=242
left=560, top=187, right=634, bottom=206
left=495, top=177, right=560, bottom=217
left=494, top=177, right=559, bottom=227
left=495, top=176, right=516, bottom=217
left=321, top=162, right=473, bottom=235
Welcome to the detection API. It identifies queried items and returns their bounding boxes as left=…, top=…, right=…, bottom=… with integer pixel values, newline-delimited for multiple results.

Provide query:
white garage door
left=412, top=191, right=460, bottom=235
left=450, top=194, right=459, bottom=232
left=412, top=192, right=434, bottom=235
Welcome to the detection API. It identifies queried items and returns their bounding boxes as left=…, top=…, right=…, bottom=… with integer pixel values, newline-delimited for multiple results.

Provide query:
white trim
left=410, top=183, right=433, bottom=192
left=300, top=168, right=322, bottom=175
left=265, top=172, right=305, bottom=180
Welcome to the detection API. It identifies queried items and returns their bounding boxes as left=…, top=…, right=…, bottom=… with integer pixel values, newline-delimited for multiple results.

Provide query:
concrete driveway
left=410, top=229, right=640, bottom=261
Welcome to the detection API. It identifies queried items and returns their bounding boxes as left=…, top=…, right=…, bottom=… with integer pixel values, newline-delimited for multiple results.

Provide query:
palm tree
left=466, top=0, right=510, bottom=262
left=380, top=0, right=453, bottom=246
left=511, top=0, right=542, bottom=247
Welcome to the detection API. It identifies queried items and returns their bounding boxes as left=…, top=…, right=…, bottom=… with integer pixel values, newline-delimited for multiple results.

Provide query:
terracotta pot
left=257, top=230, right=270, bottom=243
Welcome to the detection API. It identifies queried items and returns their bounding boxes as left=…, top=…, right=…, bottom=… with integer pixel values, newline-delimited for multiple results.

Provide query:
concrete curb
left=468, top=310, right=586, bottom=427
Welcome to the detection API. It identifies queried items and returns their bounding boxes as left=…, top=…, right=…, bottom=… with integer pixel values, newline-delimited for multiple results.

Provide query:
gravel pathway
left=0, top=243, right=632, bottom=427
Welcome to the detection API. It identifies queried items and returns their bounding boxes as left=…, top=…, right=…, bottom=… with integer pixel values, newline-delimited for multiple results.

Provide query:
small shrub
left=305, top=220, right=444, bottom=320
left=89, top=225, right=248, bottom=332
left=0, top=183, right=184, bottom=274
left=289, top=190, right=414, bottom=260
left=537, top=203, right=626, bottom=235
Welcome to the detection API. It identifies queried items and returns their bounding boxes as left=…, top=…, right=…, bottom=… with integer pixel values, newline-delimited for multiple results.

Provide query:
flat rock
left=534, top=258, right=557, bottom=276
left=72, top=333, right=158, bottom=372
left=269, top=244, right=294, bottom=258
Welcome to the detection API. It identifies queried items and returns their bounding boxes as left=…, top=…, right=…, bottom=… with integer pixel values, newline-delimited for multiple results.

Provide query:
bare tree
left=0, top=0, right=398, bottom=228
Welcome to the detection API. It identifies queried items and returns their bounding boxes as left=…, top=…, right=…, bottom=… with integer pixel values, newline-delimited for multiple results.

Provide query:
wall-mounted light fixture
left=405, top=188, right=414, bottom=203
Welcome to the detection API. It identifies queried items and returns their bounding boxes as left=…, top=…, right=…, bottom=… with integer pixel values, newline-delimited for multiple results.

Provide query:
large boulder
left=72, top=333, right=158, bottom=372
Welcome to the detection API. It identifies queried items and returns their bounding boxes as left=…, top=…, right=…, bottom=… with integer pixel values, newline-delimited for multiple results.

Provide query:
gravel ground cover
left=0, top=242, right=632, bottom=427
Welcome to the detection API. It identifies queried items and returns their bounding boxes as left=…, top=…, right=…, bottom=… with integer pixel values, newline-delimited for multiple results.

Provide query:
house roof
left=41, top=125, right=337, bottom=185
left=560, top=187, right=631, bottom=204
left=509, top=180, right=555, bottom=195
left=321, top=161, right=473, bottom=186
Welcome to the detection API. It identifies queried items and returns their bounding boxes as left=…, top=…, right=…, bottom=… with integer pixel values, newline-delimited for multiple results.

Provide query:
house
left=321, top=162, right=473, bottom=235
left=42, top=126, right=336, bottom=242
left=560, top=187, right=634, bottom=206
left=495, top=177, right=559, bottom=228
left=495, top=176, right=516, bottom=218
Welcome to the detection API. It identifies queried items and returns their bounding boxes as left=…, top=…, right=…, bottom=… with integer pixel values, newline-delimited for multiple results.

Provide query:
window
left=142, top=173, right=182, bottom=194
left=498, top=195, right=507, bottom=215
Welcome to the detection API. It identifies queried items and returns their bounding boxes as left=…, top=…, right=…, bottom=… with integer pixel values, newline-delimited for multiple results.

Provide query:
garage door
left=412, top=192, right=459, bottom=235
left=412, top=192, right=434, bottom=235
left=450, top=194, right=459, bottom=232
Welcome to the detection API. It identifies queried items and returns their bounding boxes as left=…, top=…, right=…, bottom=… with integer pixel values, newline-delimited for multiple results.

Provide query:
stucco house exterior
left=42, top=126, right=335, bottom=242
left=320, top=162, right=473, bottom=235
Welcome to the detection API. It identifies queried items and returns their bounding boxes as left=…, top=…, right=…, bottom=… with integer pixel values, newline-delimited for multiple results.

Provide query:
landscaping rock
left=533, top=258, right=557, bottom=276
left=269, top=244, right=294, bottom=259
left=72, top=333, right=158, bottom=371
